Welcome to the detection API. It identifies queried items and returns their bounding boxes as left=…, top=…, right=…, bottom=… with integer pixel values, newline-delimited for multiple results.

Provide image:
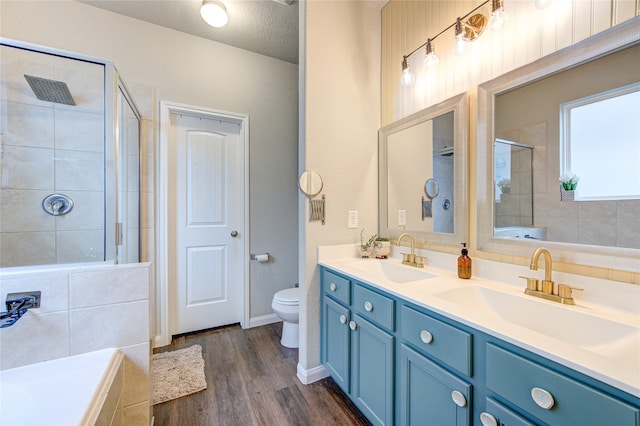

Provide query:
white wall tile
left=0, top=311, right=70, bottom=369
left=0, top=189, right=54, bottom=232
left=120, top=343, right=150, bottom=406
left=54, top=109, right=104, bottom=152
left=0, top=145, right=53, bottom=190
left=2, top=101, right=54, bottom=148
left=0, top=232, right=56, bottom=267
left=70, top=266, right=149, bottom=308
left=0, top=270, right=69, bottom=313
left=55, top=229, right=104, bottom=263
left=54, top=190, right=104, bottom=231
left=54, top=149, right=103, bottom=191
left=69, top=300, right=148, bottom=353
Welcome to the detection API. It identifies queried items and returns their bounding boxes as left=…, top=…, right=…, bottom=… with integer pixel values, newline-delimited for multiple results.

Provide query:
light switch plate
left=348, top=210, right=358, bottom=228
left=398, top=209, right=407, bottom=226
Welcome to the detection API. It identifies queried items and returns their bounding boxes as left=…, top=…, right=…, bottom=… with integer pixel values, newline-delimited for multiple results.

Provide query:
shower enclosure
left=0, top=39, right=140, bottom=267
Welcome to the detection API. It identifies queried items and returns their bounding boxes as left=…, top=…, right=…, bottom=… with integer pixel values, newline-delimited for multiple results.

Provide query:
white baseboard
left=248, top=313, right=281, bottom=328
left=297, top=363, right=329, bottom=385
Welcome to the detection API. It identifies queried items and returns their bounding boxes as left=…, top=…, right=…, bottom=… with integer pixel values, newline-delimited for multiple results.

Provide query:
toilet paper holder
left=250, top=253, right=270, bottom=262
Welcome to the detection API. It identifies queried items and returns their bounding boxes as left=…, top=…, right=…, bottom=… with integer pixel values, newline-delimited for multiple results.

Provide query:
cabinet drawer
left=481, top=398, right=536, bottom=426
left=400, top=306, right=472, bottom=377
left=353, top=284, right=395, bottom=331
left=322, top=269, right=351, bottom=305
left=486, top=343, right=640, bottom=426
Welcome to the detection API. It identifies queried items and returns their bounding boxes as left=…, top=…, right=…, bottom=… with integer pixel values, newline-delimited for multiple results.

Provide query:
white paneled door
left=169, top=111, right=245, bottom=335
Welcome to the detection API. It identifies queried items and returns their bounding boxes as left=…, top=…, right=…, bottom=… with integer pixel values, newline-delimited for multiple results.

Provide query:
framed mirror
left=477, top=17, right=640, bottom=270
left=298, top=170, right=323, bottom=197
left=379, top=92, right=468, bottom=246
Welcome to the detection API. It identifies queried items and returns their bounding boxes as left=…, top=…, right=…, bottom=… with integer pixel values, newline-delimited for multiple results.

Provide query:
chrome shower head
left=24, top=74, right=76, bottom=106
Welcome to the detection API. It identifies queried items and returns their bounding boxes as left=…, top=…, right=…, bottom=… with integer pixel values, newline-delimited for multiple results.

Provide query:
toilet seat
left=273, top=288, right=299, bottom=306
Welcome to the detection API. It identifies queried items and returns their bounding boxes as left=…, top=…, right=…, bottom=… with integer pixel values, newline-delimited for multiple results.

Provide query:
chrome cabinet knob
left=420, top=330, right=433, bottom=344
left=349, top=320, right=357, bottom=331
left=330, top=283, right=337, bottom=292
left=479, top=412, right=498, bottom=426
left=531, top=387, right=555, bottom=410
left=339, top=314, right=347, bottom=324
left=364, top=301, right=373, bottom=312
left=451, top=390, right=467, bottom=407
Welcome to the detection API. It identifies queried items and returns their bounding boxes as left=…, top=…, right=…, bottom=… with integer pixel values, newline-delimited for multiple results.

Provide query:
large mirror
left=379, top=93, right=468, bottom=246
left=477, top=17, right=640, bottom=270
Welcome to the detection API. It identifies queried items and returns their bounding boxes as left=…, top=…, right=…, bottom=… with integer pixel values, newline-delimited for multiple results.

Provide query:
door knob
left=230, top=230, right=239, bottom=237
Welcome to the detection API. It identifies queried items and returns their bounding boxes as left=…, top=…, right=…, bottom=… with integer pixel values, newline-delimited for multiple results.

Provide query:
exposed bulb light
left=534, top=0, right=553, bottom=9
left=423, top=39, right=439, bottom=69
left=200, top=0, right=228, bottom=28
left=400, top=56, right=416, bottom=86
left=489, top=0, right=509, bottom=31
left=453, top=18, right=468, bottom=56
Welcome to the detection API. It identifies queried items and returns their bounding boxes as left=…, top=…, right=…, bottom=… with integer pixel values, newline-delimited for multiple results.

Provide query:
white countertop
left=318, top=244, right=640, bottom=399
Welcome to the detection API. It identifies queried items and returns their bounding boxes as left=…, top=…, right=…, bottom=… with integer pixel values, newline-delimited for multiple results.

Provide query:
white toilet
left=271, top=287, right=300, bottom=348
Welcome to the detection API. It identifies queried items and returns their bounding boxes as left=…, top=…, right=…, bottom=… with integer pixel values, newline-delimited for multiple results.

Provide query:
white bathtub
left=0, top=348, right=124, bottom=426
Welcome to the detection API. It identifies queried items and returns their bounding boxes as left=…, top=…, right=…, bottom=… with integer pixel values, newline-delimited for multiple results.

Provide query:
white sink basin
left=345, top=260, right=437, bottom=283
left=434, top=286, right=640, bottom=356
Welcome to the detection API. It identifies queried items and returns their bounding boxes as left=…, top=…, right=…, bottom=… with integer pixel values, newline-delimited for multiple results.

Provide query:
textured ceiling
left=80, top=0, right=300, bottom=64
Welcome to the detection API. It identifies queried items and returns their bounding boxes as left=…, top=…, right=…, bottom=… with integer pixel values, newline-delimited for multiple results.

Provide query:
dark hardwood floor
left=152, top=322, right=371, bottom=426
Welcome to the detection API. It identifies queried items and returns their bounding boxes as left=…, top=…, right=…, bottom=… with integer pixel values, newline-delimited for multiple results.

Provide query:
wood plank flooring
left=152, top=323, right=371, bottom=426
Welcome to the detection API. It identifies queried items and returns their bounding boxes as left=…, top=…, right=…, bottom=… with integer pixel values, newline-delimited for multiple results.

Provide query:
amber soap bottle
left=458, top=242, right=472, bottom=279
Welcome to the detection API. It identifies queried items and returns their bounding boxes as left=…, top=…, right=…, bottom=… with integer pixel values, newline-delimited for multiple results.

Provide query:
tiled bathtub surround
left=0, top=262, right=150, bottom=425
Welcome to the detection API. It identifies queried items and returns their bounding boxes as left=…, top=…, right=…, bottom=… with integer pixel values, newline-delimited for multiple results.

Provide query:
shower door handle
left=230, top=230, right=239, bottom=237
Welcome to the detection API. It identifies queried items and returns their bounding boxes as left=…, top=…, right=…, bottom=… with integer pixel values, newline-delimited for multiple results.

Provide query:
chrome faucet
left=396, top=233, right=424, bottom=268
left=520, top=247, right=583, bottom=305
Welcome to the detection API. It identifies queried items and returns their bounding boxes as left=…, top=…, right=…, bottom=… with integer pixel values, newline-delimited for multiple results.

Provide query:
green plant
left=375, top=236, right=389, bottom=242
left=360, top=229, right=378, bottom=248
left=496, top=178, right=510, bottom=192
left=559, top=173, right=579, bottom=190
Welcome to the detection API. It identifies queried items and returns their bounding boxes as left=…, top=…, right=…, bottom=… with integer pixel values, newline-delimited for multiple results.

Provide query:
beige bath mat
left=152, top=344, right=207, bottom=405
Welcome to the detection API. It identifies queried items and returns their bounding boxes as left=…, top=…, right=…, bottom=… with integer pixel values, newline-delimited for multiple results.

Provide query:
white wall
left=0, top=1, right=299, bottom=336
left=298, top=1, right=381, bottom=379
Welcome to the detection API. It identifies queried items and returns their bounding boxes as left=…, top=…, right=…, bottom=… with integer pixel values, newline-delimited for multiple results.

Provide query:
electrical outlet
left=348, top=210, right=358, bottom=228
left=398, top=209, right=407, bottom=226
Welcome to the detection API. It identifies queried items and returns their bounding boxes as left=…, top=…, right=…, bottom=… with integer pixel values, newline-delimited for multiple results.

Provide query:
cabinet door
left=351, top=314, right=394, bottom=426
left=399, top=344, right=471, bottom=426
left=321, top=296, right=351, bottom=393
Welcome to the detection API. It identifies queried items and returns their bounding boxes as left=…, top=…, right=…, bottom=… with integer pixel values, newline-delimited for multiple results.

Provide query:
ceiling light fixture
left=200, top=0, right=228, bottom=28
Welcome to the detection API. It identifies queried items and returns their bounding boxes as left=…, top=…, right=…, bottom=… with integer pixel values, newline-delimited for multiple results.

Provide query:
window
left=560, top=83, right=640, bottom=200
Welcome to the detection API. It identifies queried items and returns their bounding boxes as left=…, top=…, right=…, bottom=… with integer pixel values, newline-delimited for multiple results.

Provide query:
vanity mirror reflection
left=379, top=93, right=468, bottom=247
left=477, top=18, right=640, bottom=269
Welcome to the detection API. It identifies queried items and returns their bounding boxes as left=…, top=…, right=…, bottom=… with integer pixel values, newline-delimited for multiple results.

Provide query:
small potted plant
left=374, top=237, right=391, bottom=259
left=496, top=178, right=511, bottom=194
left=359, top=229, right=377, bottom=258
left=559, top=173, right=579, bottom=201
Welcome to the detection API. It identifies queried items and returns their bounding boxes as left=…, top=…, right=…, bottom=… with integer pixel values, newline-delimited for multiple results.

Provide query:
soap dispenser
left=458, top=243, right=472, bottom=279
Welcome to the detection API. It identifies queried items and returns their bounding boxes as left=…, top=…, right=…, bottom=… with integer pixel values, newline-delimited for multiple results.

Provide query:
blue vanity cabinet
left=486, top=343, right=640, bottom=426
left=350, top=313, right=395, bottom=426
left=320, top=269, right=395, bottom=426
left=320, top=266, right=640, bottom=426
left=321, top=295, right=351, bottom=392
left=399, top=344, right=472, bottom=425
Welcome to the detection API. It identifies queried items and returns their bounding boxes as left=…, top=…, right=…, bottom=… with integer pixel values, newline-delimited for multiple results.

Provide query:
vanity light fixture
left=423, top=39, right=439, bottom=69
left=489, top=0, right=509, bottom=31
left=200, top=0, right=228, bottom=28
left=400, top=56, right=416, bottom=86
left=399, top=0, right=495, bottom=83
left=453, top=18, right=469, bottom=56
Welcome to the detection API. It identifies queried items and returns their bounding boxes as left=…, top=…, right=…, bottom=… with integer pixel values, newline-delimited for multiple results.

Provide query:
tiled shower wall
left=0, top=45, right=106, bottom=266
left=0, top=262, right=151, bottom=425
